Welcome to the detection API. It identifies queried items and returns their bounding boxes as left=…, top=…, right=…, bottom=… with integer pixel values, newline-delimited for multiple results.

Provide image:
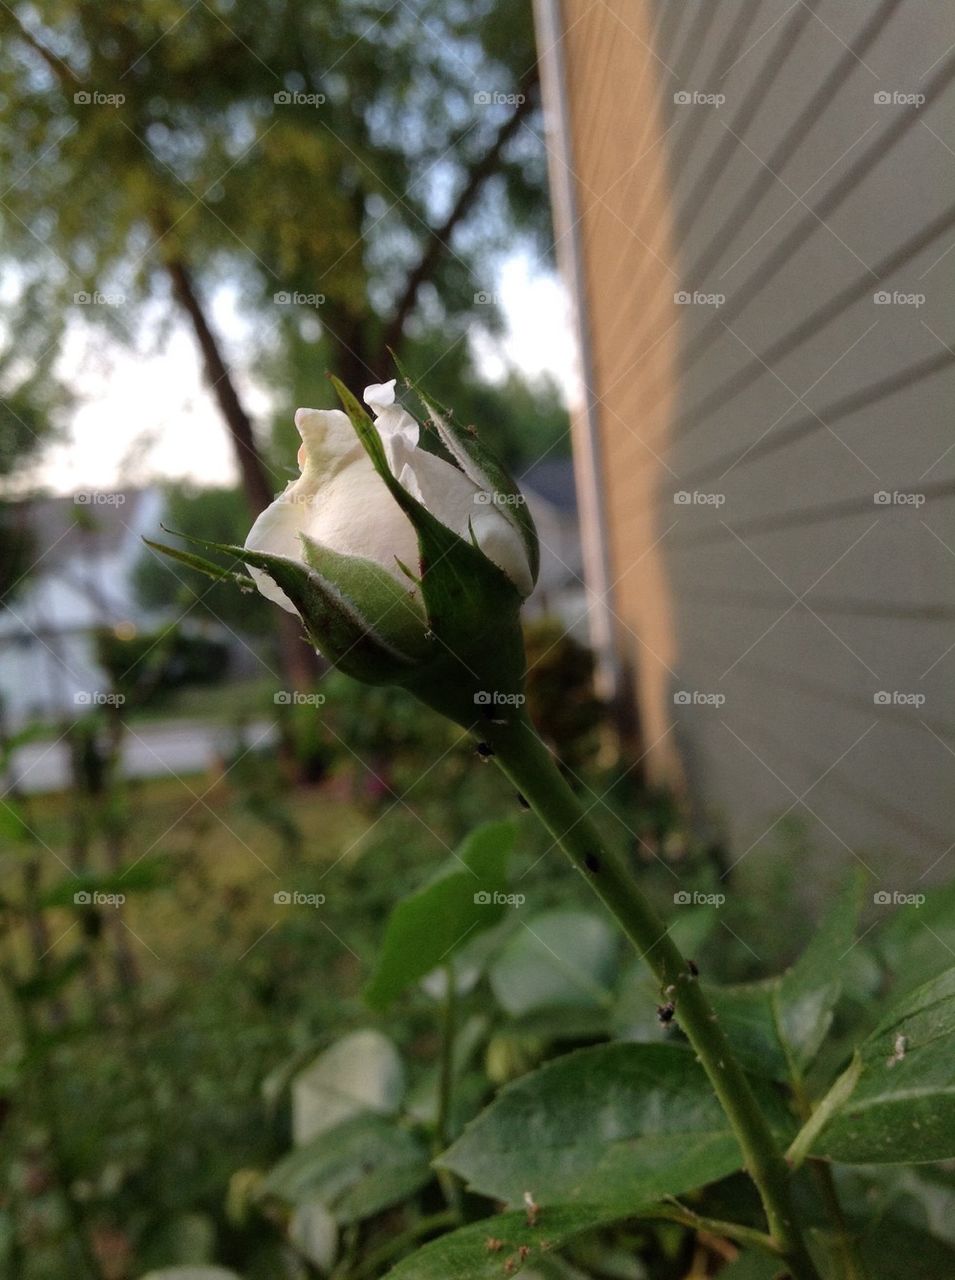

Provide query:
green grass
left=123, top=674, right=282, bottom=724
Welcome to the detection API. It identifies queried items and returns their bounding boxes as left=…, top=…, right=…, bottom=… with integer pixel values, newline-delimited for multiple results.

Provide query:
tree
left=0, top=352, right=70, bottom=602
left=0, top=0, right=552, bottom=685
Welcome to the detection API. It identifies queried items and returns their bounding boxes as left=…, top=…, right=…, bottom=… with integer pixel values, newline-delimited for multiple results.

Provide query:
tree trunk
left=381, top=68, right=539, bottom=358
left=164, top=257, right=318, bottom=691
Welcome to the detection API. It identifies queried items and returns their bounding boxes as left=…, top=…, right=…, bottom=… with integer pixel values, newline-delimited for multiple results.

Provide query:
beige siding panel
left=544, top=0, right=954, bottom=879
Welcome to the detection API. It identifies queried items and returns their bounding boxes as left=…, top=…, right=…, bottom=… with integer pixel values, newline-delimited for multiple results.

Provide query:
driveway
left=3, top=718, right=279, bottom=795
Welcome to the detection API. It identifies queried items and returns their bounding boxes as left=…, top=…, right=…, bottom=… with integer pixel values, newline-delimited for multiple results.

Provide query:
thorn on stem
left=523, top=1189, right=540, bottom=1226
left=886, top=1033, right=908, bottom=1068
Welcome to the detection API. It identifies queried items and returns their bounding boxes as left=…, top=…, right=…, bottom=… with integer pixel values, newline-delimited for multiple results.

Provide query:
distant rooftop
left=8, top=489, right=157, bottom=567
left=519, top=457, right=577, bottom=513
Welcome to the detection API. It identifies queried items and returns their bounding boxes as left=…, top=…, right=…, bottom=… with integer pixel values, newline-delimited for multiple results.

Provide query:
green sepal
left=299, top=535, right=429, bottom=663
left=147, top=530, right=423, bottom=685
left=141, top=536, right=255, bottom=591
left=330, top=377, right=527, bottom=727
left=394, top=356, right=540, bottom=588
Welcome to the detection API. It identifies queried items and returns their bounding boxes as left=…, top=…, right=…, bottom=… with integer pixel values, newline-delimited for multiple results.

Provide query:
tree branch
left=381, top=66, right=540, bottom=356
left=0, top=10, right=78, bottom=85
left=160, top=250, right=320, bottom=690
left=162, top=254, right=274, bottom=512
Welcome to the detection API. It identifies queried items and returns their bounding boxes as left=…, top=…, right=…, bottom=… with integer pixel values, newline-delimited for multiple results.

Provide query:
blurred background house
left=0, top=490, right=164, bottom=725
left=0, top=470, right=584, bottom=736
left=535, top=0, right=955, bottom=881
left=520, top=457, right=587, bottom=635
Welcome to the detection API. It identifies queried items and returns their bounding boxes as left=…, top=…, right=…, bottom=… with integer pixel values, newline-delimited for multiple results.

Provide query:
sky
left=23, top=253, right=577, bottom=498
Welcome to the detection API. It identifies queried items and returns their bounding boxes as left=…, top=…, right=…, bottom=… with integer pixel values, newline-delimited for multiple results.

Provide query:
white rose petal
left=244, top=384, right=533, bottom=619
left=245, top=407, right=418, bottom=613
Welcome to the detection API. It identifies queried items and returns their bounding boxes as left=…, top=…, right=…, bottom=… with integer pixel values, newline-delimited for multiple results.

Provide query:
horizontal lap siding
left=546, top=0, right=955, bottom=881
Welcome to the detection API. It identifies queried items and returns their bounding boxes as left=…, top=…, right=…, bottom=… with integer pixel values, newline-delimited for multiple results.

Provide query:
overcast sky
left=20, top=253, right=576, bottom=498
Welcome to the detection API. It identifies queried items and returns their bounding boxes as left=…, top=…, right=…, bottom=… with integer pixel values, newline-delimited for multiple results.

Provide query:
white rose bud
left=244, top=379, right=533, bottom=611
left=149, top=371, right=538, bottom=726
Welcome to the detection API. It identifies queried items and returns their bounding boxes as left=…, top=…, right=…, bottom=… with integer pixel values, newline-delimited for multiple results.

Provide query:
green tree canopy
left=0, top=0, right=567, bottom=682
left=0, top=0, right=550, bottom=419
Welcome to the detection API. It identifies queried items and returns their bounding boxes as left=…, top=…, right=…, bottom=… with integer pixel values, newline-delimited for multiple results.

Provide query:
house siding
left=536, top=0, right=955, bottom=882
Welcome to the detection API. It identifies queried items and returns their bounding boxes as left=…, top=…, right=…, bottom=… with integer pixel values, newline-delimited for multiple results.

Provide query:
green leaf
left=261, top=1113, right=431, bottom=1224
left=385, top=1205, right=635, bottom=1279
left=806, top=964, right=955, bottom=1164
left=365, top=821, right=517, bottom=1010
left=704, top=981, right=787, bottom=1079
left=875, top=878, right=955, bottom=996
left=820, top=1167, right=955, bottom=1275
left=489, top=909, right=617, bottom=1016
left=420, top=924, right=511, bottom=1002
left=291, top=1030, right=405, bottom=1145
left=855, top=1214, right=955, bottom=1279
left=706, top=874, right=864, bottom=1080
left=438, top=1043, right=794, bottom=1208
left=775, top=873, right=864, bottom=1071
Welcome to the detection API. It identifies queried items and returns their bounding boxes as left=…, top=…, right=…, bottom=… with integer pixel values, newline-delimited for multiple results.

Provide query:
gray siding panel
left=541, top=0, right=954, bottom=881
